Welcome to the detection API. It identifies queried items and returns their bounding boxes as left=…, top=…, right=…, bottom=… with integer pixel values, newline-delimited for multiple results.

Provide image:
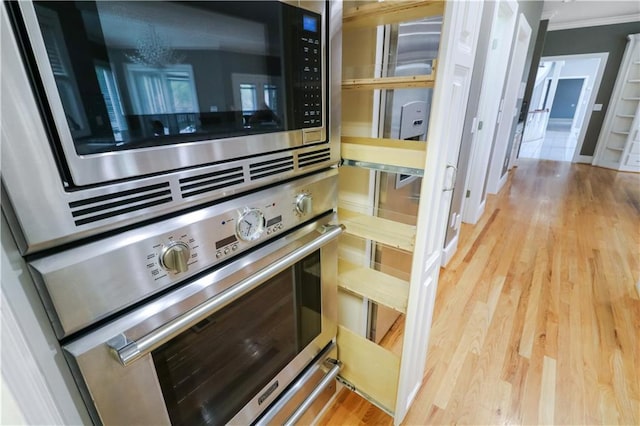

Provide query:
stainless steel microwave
left=1, top=0, right=341, bottom=254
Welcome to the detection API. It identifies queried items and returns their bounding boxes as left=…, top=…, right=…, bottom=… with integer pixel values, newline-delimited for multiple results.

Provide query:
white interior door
left=461, top=0, right=518, bottom=224
left=486, top=13, right=532, bottom=194
left=393, top=1, right=483, bottom=424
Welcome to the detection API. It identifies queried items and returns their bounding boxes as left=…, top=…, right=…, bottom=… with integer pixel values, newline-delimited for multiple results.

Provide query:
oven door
left=63, top=220, right=341, bottom=425
left=14, top=0, right=326, bottom=186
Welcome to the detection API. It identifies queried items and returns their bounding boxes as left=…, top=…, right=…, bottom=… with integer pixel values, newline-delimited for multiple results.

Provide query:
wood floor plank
left=539, top=356, right=557, bottom=424
left=319, top=160, right=640, bottom=425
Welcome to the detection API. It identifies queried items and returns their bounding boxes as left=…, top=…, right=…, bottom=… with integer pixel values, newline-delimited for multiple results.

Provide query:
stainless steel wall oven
left=2, top=0, right=339, bottom=254
left=27, top=170, right=342, bottom=425
left=2, top=0, right=344, bottom=421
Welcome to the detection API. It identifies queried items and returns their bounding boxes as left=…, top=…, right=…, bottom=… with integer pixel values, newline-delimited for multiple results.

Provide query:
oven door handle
left=110, top=224, right=345, bottom=366
left=255, top=356, right=342, bottom=426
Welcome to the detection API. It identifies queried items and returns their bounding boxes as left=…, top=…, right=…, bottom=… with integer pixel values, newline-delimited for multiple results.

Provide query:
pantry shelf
left=339, top=209, right=416, bottom=252
left=343, top=0, right=445, bottom=30
left=342, top=74, right=435, bottom=91
left=341, top=136, right=426, bottom=172
left=336, top=325, right=400, bottom=413
left=338, top=259, right=409, bottom=314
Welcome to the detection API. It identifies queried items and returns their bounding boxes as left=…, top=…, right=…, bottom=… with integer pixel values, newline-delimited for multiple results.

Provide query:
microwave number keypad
left=301, top=34, right=322, bottom=128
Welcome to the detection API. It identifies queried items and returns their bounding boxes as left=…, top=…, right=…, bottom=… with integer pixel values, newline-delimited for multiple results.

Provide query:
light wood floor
left=320, top=160, right=640, bottom=425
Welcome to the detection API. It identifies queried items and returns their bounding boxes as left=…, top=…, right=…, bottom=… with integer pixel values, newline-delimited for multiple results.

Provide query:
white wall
left=557, top=57, right=600, bottom=80
left=1, top=216, right=91, bottom=425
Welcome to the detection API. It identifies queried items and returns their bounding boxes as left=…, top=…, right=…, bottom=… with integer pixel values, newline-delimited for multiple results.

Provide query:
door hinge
left=466, top=190, right=471, bottom=198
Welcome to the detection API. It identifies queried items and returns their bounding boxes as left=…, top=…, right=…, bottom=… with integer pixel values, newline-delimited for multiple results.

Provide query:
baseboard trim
left=575, top=155, right=594, bottom=164
left=441, top=234, right=459, bottom=267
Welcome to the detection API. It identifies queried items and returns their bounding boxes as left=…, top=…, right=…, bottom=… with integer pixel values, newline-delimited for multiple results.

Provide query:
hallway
left=321, top=159, right=640, bottom=425
left=519, top=119, right=578, bottom=162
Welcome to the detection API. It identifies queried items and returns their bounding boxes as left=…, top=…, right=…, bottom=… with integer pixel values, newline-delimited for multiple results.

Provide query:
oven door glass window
left=33, top=1, right=299, bottom=155
left=151, top=251, right=321, bottom=425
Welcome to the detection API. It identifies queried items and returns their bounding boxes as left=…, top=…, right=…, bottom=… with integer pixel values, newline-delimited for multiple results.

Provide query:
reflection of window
left=125, top=64, right=198, bottom=115
left=232, top=73, right=281, bottom=116
left=95, top=65, right=126, bottom=141
left=36, top=5, right=90, bottom=137
left=240, top=83, right=278, bottom=114
left=240, top=83, right=257, bottom=114
left=264, top=84, right=278, bottom=111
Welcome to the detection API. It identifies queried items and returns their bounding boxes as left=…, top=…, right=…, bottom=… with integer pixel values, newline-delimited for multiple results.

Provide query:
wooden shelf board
left=342, top=74, right=435, bottom=91
left=339, top=209, right=416, bottom=252
left=338, top=259, right=409, bottom=314
left=341, top=136, right=427, bottom=171
left=337, top=325, right=400, bottom=412
left=343, top=0, right=445, bottom=30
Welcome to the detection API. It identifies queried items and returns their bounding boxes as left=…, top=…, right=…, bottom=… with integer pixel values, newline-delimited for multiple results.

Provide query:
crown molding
left=547, top=13, right=640, bottom=31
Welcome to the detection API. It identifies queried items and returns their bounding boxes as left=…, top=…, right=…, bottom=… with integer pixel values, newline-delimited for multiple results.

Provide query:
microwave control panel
left=299, top=12, right=323, bottom=128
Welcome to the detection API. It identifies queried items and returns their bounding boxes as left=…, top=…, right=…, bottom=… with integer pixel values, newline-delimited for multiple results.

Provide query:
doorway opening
left=520, top=53, right=607, bottom=162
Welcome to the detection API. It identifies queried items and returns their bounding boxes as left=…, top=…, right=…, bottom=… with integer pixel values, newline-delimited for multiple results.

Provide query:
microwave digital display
left=303, top=15, right=317, bottom=32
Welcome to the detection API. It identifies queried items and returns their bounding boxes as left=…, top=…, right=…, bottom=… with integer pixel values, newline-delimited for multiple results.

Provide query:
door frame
left=461, top=0, right=519, bottom=225
left=552, top=76, right=588, bottom=136
left=486, top=12, right=532, bottom=195
left=538, top=52, right=608, bottom=163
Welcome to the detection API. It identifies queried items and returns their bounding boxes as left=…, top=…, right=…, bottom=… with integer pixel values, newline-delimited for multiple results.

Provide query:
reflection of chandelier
left=126, top=25, right=185, bottom=68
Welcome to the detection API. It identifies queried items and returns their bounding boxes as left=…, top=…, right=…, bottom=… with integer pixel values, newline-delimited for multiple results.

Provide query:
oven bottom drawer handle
left=110, top=224, right=345, bottom=366
left=256, top=357, right=342, bottom=426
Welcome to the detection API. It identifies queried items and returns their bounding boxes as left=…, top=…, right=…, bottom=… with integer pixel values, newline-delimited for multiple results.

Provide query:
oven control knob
left=160, top=242, right=190, bottom=274
left=295, top=193, right=313, bottom=215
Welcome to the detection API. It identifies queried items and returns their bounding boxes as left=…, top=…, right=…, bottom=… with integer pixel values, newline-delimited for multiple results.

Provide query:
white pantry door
left=393, top=1, right=484, bottom=424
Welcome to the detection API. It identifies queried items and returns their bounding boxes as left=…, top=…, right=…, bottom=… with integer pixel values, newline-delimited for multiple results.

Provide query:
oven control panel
left=144, top=172, right=336, bottom=281
left=29, top=169, right=338, bottom=338
left=147, top=233, right=200, bottom=281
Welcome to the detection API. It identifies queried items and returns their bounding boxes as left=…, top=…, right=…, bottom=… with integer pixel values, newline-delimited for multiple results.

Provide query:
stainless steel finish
left=111, top=224, right=344, bottom=367
left=2, top=0, right=339, bottom=255
left=256, top=349, right=340, bottom=426
left=295, top=193, right=314, bottom=215
left=4, top=2, right=344, bottom=424
left=236, top=208, right=266, bottom=242
left=341, top=159, right=424, bottom=176
left=399, top=101, right=429, bottom=139
left=159, top=242, right=190, bottom=274
left=283, top=359, right=341, bottom=426
left=443, top=164, right=458, bottom=192
left=29, top=169, right=338, bottom=338
left=15, top=1, right=328, bottom=186
left=63, top=213, right=341, bottom=425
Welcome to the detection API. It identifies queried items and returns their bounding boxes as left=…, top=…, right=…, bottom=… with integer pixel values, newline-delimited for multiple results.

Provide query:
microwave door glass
left=33, top=1, right=305, bottom=155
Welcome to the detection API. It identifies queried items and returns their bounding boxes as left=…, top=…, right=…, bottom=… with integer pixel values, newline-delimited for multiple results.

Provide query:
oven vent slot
left=179, top=167, right=245, bottom=198
left=69, top=182, right=173, bottom=226
left=249, top=156, right=294, bottom=181
left=298, top=148, right=332, bottom=168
